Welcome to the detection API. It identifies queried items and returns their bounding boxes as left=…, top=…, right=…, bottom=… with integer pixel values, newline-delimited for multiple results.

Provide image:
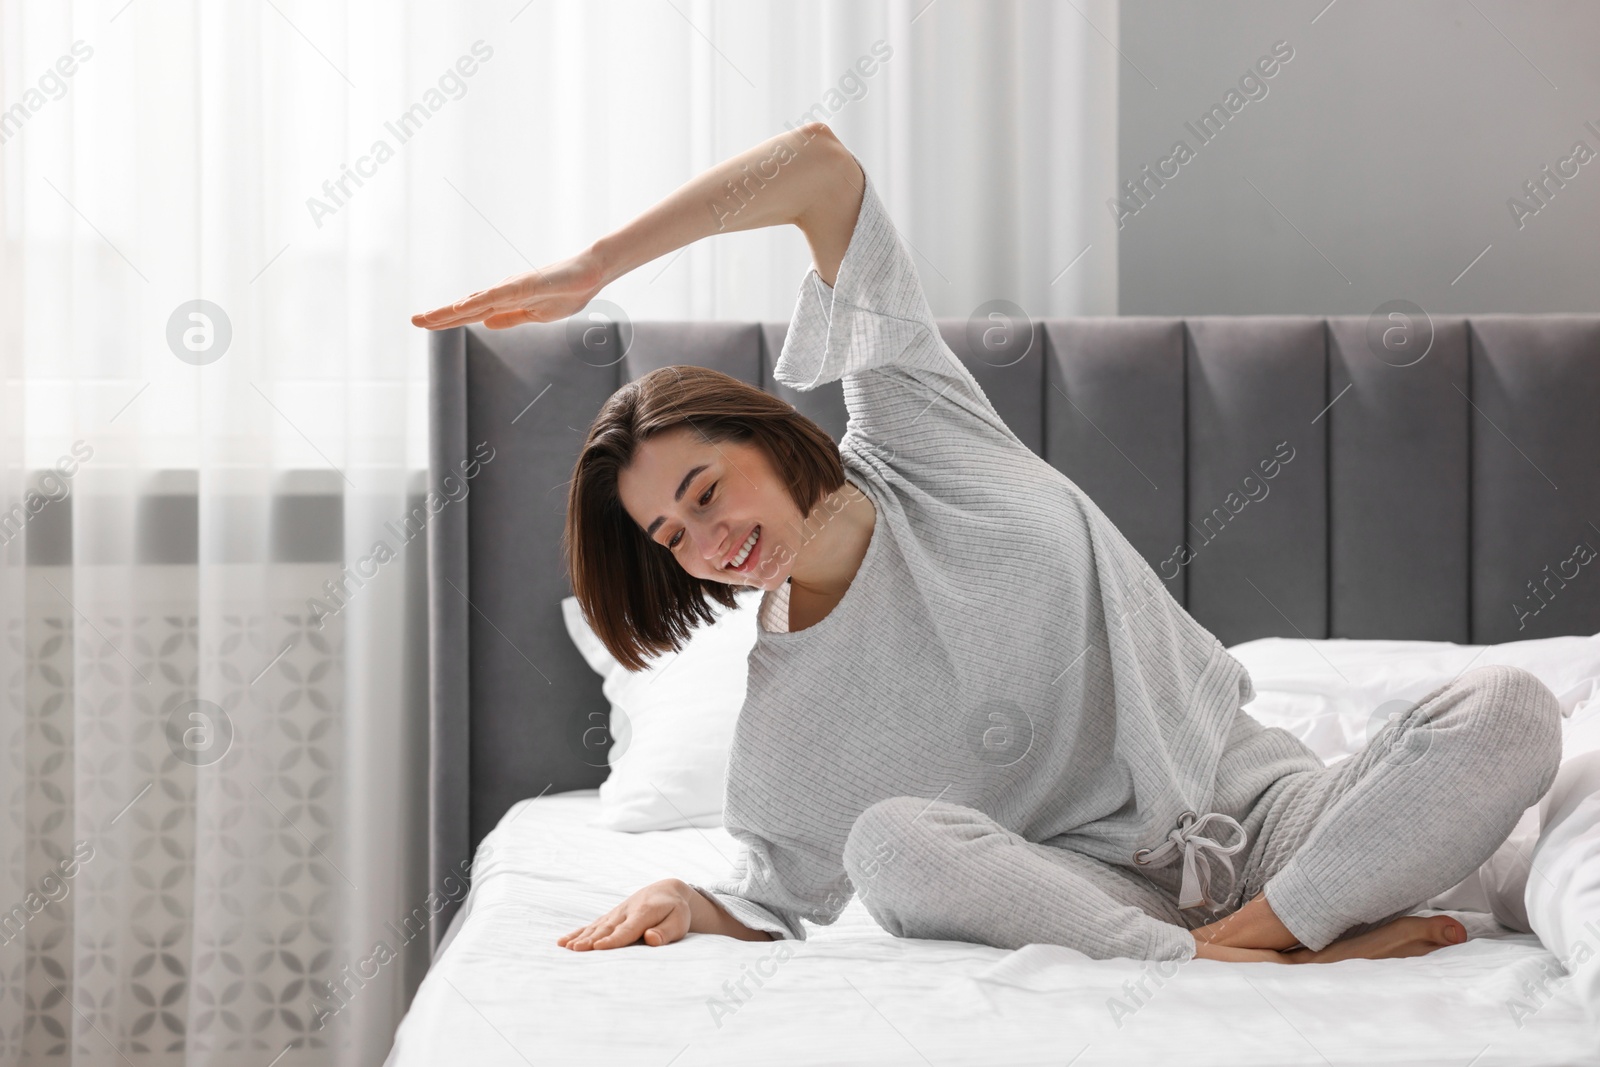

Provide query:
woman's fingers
left=413, top=276, right=530, bottom=327
left=414, top=253, right=604, bottom=331
left=412, top=289, right=509, bottom=330
left=580, top=920, right=619, bottom=947
left=481, top=308, right=539, bottom=330
left=591, top=916, right=646, bottom=949
left=559, top=909, right=672, bottom=951
left=558, top=914, right=614, bottom=949
left=413, top=268, right=551, bottom=329
left=561, top=905, right=633, bottom=950
left=566, top=928, right=602, bottom=951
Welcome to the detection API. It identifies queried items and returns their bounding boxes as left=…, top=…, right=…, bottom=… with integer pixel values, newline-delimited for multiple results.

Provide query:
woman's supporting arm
left=681, top=881, right=780, bottom=942
left=412, top=123, right=864, bottom=331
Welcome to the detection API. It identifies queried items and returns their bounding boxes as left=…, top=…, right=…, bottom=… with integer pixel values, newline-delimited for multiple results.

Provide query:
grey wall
left=1117, top=0, right=1600, bottom=315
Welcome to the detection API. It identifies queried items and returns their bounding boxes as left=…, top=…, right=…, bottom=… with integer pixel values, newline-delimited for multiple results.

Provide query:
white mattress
left=386, top=790, right=1599, bottom=1066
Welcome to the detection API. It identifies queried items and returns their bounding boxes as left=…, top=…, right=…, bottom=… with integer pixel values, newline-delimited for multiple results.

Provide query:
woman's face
left=617, top=426, right=805, bottom=591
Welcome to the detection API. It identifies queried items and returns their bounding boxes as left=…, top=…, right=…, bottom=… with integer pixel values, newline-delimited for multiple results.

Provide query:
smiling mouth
left=724, top=524, right=761, bottom=571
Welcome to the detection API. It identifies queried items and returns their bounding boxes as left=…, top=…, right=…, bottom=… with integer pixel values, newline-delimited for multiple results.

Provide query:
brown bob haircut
left=563, top=364, right=844, bottom=672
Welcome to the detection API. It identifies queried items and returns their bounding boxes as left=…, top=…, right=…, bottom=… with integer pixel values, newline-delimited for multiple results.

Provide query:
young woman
left=412, top=124, right=1565, bottom=964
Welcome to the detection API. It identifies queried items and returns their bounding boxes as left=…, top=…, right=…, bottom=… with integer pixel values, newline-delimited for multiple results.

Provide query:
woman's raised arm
left=411, top=123, right=864, bottom=331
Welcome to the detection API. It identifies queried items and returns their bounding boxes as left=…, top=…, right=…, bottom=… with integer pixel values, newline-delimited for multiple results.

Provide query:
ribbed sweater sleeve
left=774, top=157, right=1027, bottom=461
left=682, top=816, right=853, bottom=941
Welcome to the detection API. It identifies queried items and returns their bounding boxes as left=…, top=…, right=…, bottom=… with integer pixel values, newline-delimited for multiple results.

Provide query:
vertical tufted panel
left=1184, top=317, right=1328, bottom=646
left=624, top=321, right=764, bottom=385
left=1042, top=319, right=1186, bottom=603
left=1327, top=316, right=1470, bottom=641
left=1469, top=316, right=1600, bottom=643
left=462, top=322, right=620, bottom=847
left=936, top=319, right=1046, bottom=456
left=428, top=326, right=471, bottom=943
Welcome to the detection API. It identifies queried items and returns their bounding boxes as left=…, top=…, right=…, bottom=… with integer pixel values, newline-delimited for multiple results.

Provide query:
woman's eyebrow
left=645, top=463, right=710, bottom=538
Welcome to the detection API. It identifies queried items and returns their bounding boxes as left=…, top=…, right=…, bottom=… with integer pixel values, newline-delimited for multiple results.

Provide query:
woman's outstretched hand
left=557, top=878, right=695, bottom=951
left=411, top=249, right=605, bottom=331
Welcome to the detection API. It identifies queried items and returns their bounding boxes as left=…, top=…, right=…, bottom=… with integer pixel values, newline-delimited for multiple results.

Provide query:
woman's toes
left=1430, top=915, right=1468, bottom=945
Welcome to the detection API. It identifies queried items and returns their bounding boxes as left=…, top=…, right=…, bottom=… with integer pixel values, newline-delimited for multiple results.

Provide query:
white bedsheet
left=386, top=791, right=1600, bottom=1067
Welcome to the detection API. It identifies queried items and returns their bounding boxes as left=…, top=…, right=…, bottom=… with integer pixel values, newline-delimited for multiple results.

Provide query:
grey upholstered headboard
left=425, top=314, right=1600, bottom=940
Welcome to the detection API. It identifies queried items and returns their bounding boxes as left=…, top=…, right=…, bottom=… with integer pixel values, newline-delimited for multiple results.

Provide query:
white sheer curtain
left=0, top=1, right=1115, bottom=1063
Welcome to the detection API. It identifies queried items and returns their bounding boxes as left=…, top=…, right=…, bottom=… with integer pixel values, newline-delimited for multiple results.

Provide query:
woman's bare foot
left=1284, top=914, right=1468, bottom=964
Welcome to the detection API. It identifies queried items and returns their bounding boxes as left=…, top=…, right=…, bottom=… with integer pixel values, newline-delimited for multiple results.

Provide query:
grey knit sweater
left=685, top=162, right=1322, bottom=960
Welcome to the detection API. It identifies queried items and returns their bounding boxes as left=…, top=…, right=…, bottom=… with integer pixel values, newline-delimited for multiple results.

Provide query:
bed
left=386, top=776, right=1597, bottom=1066
left=391, top=315, right=1600, bottom=1065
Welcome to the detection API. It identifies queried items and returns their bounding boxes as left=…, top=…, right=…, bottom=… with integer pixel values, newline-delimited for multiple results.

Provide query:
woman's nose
left=699, top=524, right=730, bottom=565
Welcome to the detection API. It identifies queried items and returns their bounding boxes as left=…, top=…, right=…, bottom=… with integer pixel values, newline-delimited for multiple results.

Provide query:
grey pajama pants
left=840, top=664, right=1565, bottom=960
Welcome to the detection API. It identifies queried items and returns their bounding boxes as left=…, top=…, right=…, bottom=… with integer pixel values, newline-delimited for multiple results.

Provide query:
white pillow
left=561, top=597, right=623, bottom=678
left=1523, top=744, right=1600, bottom=1024
left=1227, top=632, right=1600, bottom=766
left=561, top=590, right=761, bottom=831
left=1431, top=723, right=1600, bottom=1024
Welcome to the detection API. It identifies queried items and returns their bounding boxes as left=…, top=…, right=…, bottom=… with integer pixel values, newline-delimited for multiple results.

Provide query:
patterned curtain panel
left=1, top=465, right=440, bottom=1063
left=2, top=504, right=411, bottom=1063
left=0, top=0, right=1117, bottom=1063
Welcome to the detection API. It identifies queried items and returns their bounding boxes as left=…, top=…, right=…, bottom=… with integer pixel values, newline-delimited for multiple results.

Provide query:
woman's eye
left=663, top=484, right=714, bottom=551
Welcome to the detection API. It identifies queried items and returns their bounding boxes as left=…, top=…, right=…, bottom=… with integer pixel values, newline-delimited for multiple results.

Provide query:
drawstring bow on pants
left=1132, top=810, right=1247, bottom=910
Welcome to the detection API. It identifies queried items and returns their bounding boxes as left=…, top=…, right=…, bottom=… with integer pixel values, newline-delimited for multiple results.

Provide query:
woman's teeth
left=727, top=525, right=760, bottom=568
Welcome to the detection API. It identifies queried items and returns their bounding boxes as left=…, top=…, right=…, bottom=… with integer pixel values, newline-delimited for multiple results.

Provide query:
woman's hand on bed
left=558, top=878, right=693, bottom=951
left=557, top=878, right=777, bottom=950
left=411, top=250, right=605, bottom=331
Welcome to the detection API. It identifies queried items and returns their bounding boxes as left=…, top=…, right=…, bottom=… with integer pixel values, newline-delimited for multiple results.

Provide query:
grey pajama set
left=686, top=162, right=1565, bottom=961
